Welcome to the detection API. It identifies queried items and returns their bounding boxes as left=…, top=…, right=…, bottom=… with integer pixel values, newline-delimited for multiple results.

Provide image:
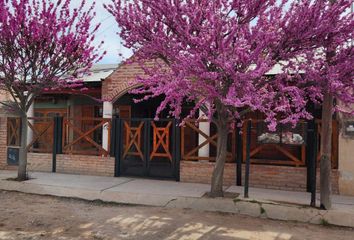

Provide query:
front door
left=119, top=118, right=178, bottom=179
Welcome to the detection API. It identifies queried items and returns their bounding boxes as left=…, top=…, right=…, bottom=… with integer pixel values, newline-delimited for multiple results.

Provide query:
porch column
left=26, top=101, right=34, bottom=146
left=198, top=109, right=210, bottom=159
left=102, top=101, right=113, bottom=151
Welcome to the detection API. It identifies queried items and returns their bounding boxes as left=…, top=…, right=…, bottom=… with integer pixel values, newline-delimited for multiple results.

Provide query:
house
left=1, top=61, right=353, bottom=196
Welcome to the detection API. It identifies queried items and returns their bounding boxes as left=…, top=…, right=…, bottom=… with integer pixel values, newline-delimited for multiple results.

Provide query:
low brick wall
left=28, top=153, right=52, bottom=172
left=180, top=161, right=339, bottom=193
left=56, top=154, right=115, bottom=176
left=0, top=117, right=19, bottom=171
left=27, top=153, right=115, bottom=177
left=0, top=117, right=9, bottom=170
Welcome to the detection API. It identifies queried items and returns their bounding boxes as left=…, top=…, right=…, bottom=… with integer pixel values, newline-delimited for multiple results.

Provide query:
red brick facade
left=102, top=60, right=157, bottom=101
left=180, top=161, right=339, bottom=193
left=0, top=53, right=347, bottom=196
left=0, top=118, right=12, bottom=170
left=0, top=115, right=340, bottom=193
left=102, top=61, right=142, bottom=101
left=0, top=117, right=16, bottom=170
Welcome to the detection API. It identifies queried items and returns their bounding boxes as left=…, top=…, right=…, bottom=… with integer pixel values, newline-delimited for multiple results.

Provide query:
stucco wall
left=338, top=134, right=354, bottom=196
left=0, top=90, right=12, bottom=102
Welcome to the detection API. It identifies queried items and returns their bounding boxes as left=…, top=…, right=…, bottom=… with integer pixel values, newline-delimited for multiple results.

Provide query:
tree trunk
left=17, top=114, right=28, bottom=181
left=209, top=119, right=229, bottom=197
left=320, top=91, right=333, bottom=210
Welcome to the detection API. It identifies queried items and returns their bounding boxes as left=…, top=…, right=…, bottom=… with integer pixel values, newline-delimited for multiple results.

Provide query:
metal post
left=236, top=124, right=243, bottom=186
left=143, top=120, right=151, bottom=176
left=306, top=104, right=315, bottom=192
left=244, top=120, right=252, bottom=198
left=306, top=127, right=313, bottom=192
left=52, top=116, right=58, bottom=173
left=56, top=116, right=63, bottom=154
left=173, top=119, right=181, bottom=181
left=310, top=123, right=318, bottom=207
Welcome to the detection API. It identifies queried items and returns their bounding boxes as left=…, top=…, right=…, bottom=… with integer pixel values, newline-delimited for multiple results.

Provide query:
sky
left=84, top=0, right=133, bottom=64
left=88, top=0, right=289, bottom=64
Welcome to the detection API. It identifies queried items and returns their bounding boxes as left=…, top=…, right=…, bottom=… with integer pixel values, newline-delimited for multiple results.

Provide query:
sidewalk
left=1, top=170, right=353, bottom=228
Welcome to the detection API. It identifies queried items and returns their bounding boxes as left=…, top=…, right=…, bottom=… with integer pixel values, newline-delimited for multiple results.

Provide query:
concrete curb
left=1, top=179, right=353, bottom=228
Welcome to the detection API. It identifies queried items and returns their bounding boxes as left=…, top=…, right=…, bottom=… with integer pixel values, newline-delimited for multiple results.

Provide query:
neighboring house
left=0, top=61, right=354, bottom=196
left=0, top=90, right=11, bottom=102
left=0, top=90, right=11, bottom=118
left=33, top=64, right=118, bottom=119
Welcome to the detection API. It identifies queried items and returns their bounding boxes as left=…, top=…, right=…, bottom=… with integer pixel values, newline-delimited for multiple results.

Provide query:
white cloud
left=72, top=0, right=133, bottom=64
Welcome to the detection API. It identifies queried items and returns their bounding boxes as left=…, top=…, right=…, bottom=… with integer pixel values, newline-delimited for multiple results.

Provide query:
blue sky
left=85, top=0, right=133, bottom=64
left=86, top=0, right=297, bottom=64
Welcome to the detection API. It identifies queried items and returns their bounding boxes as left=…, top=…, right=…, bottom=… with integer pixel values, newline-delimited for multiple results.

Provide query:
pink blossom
left=0, top=0, right=104, bottom=114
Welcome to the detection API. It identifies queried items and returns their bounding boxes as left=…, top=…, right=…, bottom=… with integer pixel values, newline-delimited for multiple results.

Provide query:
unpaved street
left=0, top=191, right=353, bottom=240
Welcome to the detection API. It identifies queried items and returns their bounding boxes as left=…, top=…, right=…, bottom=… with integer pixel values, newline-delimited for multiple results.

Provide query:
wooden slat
left=150, top=122, right=172, bottom=162
left=122, top=121, right=144, bottom=160
left=27, top=121, right=53, bottom=152
left=274, top=145, right=302, bottom=165
left=62, top=118, right=111, bottom=156
left=7, top=118, right=21, bottom=146
left=250, top=159, right=303, bottom=166
left=181, top=120, right=234, bottom=162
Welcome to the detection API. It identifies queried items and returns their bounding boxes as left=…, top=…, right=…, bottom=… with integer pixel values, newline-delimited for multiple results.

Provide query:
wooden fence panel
left=62, top=118, right=111, bottom=156
left=27, top=117, right=54, bottom=153
left=181, top=120, right=236, bottom=162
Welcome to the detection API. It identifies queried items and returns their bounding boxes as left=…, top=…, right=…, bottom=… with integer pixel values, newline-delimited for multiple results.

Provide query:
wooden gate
left=118, top=119, right=178, bottom=179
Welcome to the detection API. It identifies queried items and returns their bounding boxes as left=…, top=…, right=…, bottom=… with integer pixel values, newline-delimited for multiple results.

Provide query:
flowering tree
left=0, top=0, right=104, bottom=180
left=106, top=0, right=353, bottom=198
left=283, top=0, right=353, bottom=209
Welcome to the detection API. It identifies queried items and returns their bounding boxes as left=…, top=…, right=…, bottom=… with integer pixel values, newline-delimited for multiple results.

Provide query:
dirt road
left=0, top=191, right=353, bottom=240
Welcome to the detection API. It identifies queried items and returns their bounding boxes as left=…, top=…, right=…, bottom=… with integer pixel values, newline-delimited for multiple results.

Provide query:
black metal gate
left=111, top=118, right=180, bottom=180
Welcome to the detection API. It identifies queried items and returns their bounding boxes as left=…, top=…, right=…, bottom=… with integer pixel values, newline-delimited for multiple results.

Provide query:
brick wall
left=27, top=153, right=115, bottom=177
left=180, top=161, right=339, bottom=193
left=102, top=60, right=156, bottom=101
left=0, top=117, right=10, bottom=170
left=27, top=153, right=52, bottom=172
left=181, top=161, right=237, bottom=186
left=0, top=117, right=17, bottom=170
left=56, top=154, right=115, bottom=176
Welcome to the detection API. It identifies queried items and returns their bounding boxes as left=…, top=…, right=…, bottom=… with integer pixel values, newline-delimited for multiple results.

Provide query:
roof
left=82, top=64, right=119, bottom=83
